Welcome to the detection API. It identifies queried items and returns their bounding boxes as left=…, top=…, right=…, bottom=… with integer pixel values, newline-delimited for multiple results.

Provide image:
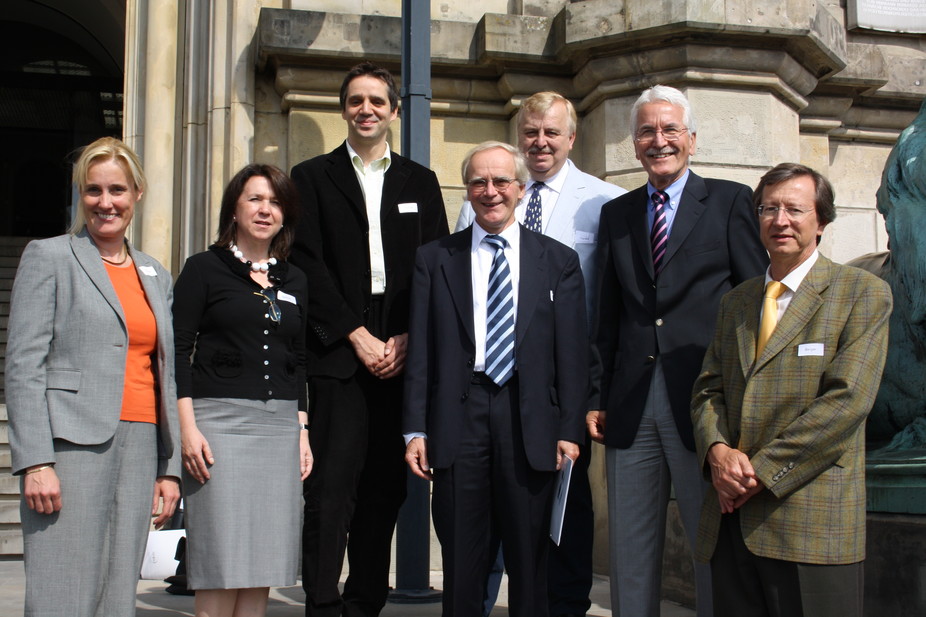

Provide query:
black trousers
left=432, top=373, right=555, bottom=617
left=712, top=511, right=864, bottom=617
left=302, top=294, right=408, bottom=617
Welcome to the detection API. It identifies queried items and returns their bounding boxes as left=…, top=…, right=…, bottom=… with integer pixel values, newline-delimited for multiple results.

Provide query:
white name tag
left=398, top=202, right=418, bottom=214
left=139, top=265, right=157, bottom=276
left=277, top=290, right=297, bottom=305
left=574, top=230, right=596, bottom=244
left=798, top=343, right=824, bottom=357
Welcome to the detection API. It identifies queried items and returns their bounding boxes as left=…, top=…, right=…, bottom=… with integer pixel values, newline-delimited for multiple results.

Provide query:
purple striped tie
left=650, top=190, right=669, bottom=275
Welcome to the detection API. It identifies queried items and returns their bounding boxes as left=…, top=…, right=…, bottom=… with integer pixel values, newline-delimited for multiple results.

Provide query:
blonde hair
left=69, top=137, right=146, bottom=235
left=516, top=91, right=577, bottom=136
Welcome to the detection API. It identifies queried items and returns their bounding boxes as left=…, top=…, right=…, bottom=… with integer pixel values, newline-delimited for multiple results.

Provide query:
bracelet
left=299, top=423, right=310, bottom=431
left=25, top=465, right=53, bottom=475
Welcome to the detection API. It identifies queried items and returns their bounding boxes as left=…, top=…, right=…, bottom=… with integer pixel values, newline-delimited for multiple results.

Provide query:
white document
left=549, top=455, right=574, bottom=546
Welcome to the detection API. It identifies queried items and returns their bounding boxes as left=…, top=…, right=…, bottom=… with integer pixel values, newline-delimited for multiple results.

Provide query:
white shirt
left=524, top=161, right=571, bottom=233
left=346, top=141, right=391, bottom=295
left=471, top=222, right=521, bottom=371
left=761, top=250, right=820, bottom=322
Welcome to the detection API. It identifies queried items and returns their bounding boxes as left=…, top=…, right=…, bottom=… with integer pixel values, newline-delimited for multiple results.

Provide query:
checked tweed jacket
left=691, top=255, right=892, bottom=565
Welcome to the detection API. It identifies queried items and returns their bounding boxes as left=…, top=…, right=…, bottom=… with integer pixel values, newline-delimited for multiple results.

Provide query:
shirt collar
left=346, top=140, right=392, bottom=174
left=471, top=220, right=521, bottom=253
left=764, top=249, right=819, bottom=293
left=527, top=159, right=571, bottom=196
left=647, top=168, right=690, bottom=210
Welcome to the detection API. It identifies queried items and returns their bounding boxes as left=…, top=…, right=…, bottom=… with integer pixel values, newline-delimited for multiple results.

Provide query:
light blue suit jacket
left=6, top=230, right=180, bottom=477
left=455, top=159, right=625, bottom=321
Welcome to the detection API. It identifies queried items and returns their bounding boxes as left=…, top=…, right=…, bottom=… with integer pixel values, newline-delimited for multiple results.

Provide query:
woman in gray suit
left=5, top=137, right=181, bottom=617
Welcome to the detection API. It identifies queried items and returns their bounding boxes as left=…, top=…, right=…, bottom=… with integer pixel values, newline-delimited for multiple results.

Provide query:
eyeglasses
left=253, top=288, right=282, bottom=324
left=756, top=205, right=813, bottom=221
left=467, top=177, right=517, bottom=193
left=633, top=127, right=689, bottom=143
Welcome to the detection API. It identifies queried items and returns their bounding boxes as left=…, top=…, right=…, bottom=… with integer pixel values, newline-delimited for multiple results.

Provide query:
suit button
left=655, top=318, right=664, bottom=326
left=460, top=392, right=468, bottom=401
left=467, top=358, right=474, bottom=367
left=645, top=356, right=656, bottom=364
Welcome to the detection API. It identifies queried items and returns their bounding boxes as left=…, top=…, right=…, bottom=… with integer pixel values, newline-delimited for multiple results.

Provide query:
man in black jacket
left=290, top=62, right=448, bottom=617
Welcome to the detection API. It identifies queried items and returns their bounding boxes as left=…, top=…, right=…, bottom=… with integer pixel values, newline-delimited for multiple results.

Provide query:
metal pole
left=391, top=0, right=440, bottom=604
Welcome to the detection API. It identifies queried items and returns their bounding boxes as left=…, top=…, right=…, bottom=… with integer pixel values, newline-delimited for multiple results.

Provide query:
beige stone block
left=828, top=141, right=893, bottom=210
left=800, top=134, right=832, bottom=174
left=824, top=207, right=884, bottom=264
left=478, top=13, right=553, bottom=59
left=0, top=446, right=10, bottom=469
left=690, top=89, right=799, bottom=168
left=600, top=97, right=637, bottom=174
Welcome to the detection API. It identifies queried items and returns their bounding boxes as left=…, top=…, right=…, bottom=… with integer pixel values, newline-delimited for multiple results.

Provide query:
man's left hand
left=556, top=440, right=579, bottom=470
left=375, top=333, right=408, bottom=379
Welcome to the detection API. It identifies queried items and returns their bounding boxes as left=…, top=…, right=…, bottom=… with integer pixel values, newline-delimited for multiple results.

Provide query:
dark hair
left=339, top=62, right=399, bottom=111
left=753, top=162, right=837, bottom=227
left=215, top=164, right=300, bottom=260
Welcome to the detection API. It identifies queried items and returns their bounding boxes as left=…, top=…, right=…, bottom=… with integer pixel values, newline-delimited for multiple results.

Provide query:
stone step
left=0, top=475, right=20, bottom=496
left=0, top=444, right=10, bottom=468
left=0, top=500, right=20, bottom=524
left=0, top=529, right=23, bottom=556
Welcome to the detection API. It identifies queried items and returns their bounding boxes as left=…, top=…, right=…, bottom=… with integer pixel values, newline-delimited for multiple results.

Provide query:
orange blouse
left=105, top=261, right=158, bottom=424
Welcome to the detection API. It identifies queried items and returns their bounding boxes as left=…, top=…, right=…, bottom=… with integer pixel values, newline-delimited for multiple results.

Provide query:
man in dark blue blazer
left=404, top=142, right=589, bottom=617
left=587, top=85, right=768, bottom=617
left=290, top=63, right=448, bottom=617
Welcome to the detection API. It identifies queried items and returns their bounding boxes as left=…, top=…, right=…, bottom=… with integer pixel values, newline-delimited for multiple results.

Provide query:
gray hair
left=630, top=85, right=697, bottom=135
left=460, top=141, right=530, bottom=185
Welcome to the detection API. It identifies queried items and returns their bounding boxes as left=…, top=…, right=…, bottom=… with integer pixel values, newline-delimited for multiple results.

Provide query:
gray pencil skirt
left=183, top=397, right=301, bottom=589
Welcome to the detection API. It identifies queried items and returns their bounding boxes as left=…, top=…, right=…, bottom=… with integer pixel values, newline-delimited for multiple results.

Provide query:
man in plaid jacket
left=691, top=163, right=892, bottom=617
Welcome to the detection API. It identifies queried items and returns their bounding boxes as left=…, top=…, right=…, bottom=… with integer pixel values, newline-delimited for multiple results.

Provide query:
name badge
left=398, top=202, right=418, bottom=214
left=139, top=265, right=157, bottom=276
left=277, top=290, right=297, bottom=305
left=798, top=343, right=824, bottom=357
left=574, top=230, right=596, bottom=244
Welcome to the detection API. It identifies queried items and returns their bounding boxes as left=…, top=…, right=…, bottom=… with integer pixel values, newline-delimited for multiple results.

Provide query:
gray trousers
left=605, top=362, right=713, bottom=617
left=21, top=421, right=157, bottom=617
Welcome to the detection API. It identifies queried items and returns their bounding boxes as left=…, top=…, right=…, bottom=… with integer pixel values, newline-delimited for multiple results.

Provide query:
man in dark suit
left=455, top=91, right=625, bottom=617
left=290, top=62, right=448, bottom=617
left=404, top=141, right=589, bottom=617
left=586, top=85, right=769, bottom=617
left=691, top=163, right=891, bottom=617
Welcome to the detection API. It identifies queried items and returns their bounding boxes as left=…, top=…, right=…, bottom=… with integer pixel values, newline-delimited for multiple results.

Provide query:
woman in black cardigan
left=173, top=163, right=311, bottom=617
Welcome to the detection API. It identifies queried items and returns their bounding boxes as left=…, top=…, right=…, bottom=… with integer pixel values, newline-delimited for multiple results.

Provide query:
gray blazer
left=6, top=230, right=180, bottom=478
left=455, top=159, right=626, bottom=320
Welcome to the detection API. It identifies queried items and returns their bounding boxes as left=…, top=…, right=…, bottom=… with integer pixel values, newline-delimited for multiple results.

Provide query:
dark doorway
left=0, top=18, right=123, bottom=238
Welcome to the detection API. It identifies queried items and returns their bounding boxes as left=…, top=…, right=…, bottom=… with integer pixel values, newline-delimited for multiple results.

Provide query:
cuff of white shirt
left=403, top=432, right=427, bottom=446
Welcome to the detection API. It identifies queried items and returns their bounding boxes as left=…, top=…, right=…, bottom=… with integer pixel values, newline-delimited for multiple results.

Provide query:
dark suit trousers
left=432, top=373, right=555, bottom=617
left=302, top=369, right=408, bottom=617
left=712, top=512, right=864, bottom=617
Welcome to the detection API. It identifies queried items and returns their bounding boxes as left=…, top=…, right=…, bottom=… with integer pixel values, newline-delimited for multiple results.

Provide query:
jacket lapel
left=543, top=161, right=579, bottom=246
left=752, top=257, right=831, bottom=372
left=626, top=186, right=655, bottom=280
left=381, top=154, right=410, bottom=222
left=516, top=227, right=546, bottom=349
left=441, top=229, right=476, bottom=348
left=70, top=231, right=125, bottom=327
left=730, top=278, right=764, bottom=380
left=326, top=143, right=368, bottom=226
left=661, top=171, right=707, bottom=268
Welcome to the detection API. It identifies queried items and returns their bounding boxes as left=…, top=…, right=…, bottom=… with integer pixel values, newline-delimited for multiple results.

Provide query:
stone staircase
left=0, top=237, right=32, bottom=557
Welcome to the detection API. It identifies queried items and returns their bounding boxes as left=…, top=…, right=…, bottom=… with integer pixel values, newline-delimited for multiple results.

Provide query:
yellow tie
left=756, top=281, right=787, bottom=359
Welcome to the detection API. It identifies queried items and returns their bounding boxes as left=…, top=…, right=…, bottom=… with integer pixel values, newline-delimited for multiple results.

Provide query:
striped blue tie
left=650, top=190, right=669, bottom=275
left=484, top=235, right=515, bottom=386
